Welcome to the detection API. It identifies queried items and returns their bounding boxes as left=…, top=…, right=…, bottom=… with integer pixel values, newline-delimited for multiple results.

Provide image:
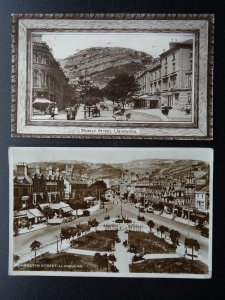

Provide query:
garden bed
left=14, top=252, right=111, bottom=272
left=128, top=232, right=176, bottom=254
left=70, top=230, right=118, bottom=251
left=130, top=258, right=208, bottom=274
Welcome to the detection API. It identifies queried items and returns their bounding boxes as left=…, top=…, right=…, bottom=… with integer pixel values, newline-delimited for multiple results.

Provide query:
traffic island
left=128, top=232, right=176, bottom=254
left=70, top=230, right=118, bottom=252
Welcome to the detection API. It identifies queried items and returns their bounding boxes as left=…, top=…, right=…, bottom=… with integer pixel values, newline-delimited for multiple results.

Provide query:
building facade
left=32, top=34, right=75, bottom=110
left=135, top=40, right=193, bottom=111
left=13, top=163, right=33, bottom=211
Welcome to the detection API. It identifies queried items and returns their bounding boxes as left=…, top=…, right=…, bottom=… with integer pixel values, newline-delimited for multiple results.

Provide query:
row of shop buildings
left=32, top=34, right=75, bottom=111
left=118, top=165, right=210, bottom=223
left=134, top=39, right=193, bottom=111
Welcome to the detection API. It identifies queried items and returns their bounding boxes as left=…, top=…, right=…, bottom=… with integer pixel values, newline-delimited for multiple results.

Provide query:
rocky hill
left=59, top=47, right=153, bottom=88
left=24, top=159, right=208, bottom=181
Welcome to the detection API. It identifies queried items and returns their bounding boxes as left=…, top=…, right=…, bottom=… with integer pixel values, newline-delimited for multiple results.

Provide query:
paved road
left=13, top=198, right=209, bottom=259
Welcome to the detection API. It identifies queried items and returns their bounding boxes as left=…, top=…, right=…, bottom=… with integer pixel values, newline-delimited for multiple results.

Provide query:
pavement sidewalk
left=17, top=223, right=48, bottom=235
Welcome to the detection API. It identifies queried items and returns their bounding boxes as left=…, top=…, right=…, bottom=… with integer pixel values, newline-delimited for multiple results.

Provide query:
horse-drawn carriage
left=113, top=106, right=131, bottom=121
left=91, top=106, right=101, bottom=117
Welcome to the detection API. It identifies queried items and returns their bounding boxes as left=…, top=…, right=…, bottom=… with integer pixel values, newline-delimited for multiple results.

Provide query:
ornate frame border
left=11, top=14, right=214, bottom=139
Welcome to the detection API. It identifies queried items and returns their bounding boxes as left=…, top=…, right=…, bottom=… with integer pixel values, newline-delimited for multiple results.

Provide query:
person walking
left=50, top=106, right=55, bottom=119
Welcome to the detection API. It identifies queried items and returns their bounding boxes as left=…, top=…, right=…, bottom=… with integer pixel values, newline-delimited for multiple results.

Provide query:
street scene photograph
left=9, top=147, right=212, bottom=278
left=31, top=31, right=194, bottom=123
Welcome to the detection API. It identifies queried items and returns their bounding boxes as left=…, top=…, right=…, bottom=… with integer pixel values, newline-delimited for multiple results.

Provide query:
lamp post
left=56, top=235, right=59, bottom=253
left=186, top=208, right=192, bottom=236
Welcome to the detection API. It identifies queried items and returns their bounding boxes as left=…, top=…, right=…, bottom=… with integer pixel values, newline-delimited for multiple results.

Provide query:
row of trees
left=73, top=72, right=140, bottom=108
left=147, top=220, right=200, bottom=260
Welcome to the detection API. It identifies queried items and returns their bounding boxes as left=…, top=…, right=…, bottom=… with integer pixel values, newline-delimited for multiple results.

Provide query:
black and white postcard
left=11, top=14, right=214, bottom=139
left=9, top=147, right=213, bottom=278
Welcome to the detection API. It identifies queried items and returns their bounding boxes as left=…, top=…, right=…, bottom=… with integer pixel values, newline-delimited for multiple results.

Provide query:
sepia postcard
left=11, top=14, right=214, bottom=139
left=9, top=147, right=213, bottom=278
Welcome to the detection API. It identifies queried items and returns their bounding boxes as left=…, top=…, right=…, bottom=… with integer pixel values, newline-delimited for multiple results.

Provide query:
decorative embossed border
left=11, top=14, right=214, bottom=139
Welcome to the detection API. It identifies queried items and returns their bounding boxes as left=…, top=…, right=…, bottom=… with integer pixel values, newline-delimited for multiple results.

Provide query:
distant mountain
left=23, top=159, right=208, bottom=181
left=59, top=47, right=153, bottom=88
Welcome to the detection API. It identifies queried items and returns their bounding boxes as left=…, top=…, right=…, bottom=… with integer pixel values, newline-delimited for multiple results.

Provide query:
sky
left=40, top=32, right=194, bottom=59
left=9, top=147, right=213, bottom=165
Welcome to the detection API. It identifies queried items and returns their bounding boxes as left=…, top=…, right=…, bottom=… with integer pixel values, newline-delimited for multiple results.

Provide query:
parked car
left=139, top=206, right=145, bottom=212
left=138, top=215, right=145, bottom=221
left=104, top=215, right=110, bottom=220
left=147, top=207, right=153, bottom=213
left=116, top=237, right=121, bottom=243
left=201, top=227, right=209, bottom=238
left=88, top=219, right=98, bottom=227
left=82, top=210, right=90, bottom=216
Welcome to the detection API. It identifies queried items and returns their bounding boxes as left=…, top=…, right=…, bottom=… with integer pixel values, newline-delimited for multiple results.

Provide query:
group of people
left=48, top=103, right=58, bottom=120
left=67, top=104, right=79, bottom=120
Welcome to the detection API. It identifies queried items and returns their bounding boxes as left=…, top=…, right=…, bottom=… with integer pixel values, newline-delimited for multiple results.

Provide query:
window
left=172, top=62, right=175, bottom=73
left=188, top=93, right=192, bottom=103
left=33, top=53, right=38, bottom=63
left=165, top=66, right=167, bottom=75
left=172, top=53, right=175, bottom=61
left=186, top=74, right=192, bottom=87
left=33, top=69, right=39, bottom=86
left=14, top=188, right=19, bottom=197
left=38, top=54, right=42, bottom=64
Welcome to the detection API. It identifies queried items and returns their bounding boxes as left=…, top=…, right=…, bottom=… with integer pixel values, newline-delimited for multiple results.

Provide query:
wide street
left=32, top=100, right=191, bottom=123
left=14, top=195, right=209, bottom=261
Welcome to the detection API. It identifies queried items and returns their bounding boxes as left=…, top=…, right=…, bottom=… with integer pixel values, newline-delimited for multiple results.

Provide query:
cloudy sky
left=9, top=147, right=213, bottom=165
left=40, top=32, right=194, bottom=59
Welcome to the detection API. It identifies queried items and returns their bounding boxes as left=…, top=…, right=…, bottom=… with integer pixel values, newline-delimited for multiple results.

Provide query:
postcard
left=11, top=14, right=214, bottom=139
left=9, top=147, right=213, bottom=278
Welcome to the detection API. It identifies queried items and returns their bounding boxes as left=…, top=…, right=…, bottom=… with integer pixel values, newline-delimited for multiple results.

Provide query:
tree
left=159, top=225, right=168, bottom=240
left=147, top=220, right=155, bottom=233
left=13, top=254, right=20, bottom=266
left=30, top=240, right=42, bottom=264
left=169, top=230, right=180, bottom=246
left=13, top=221, right=19, bottom=236
left=103, top=73, right=140, bottom=107
left=184, top=238, right=200, bottom=260
left=129, top=193, right=135, bottom=204
left=42, top=206, right=55, bottom=220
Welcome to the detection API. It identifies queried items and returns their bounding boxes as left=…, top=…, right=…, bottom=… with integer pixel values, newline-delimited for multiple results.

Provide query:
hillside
left=59, top=47, right=153, bottom=88
left=23, top=159, right=208, bottom=181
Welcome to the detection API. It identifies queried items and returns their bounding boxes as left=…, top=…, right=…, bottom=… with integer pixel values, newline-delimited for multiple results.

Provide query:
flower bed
left=128, top=232, right=176, bottom=254
left=130, top=258, right=208, bottom=274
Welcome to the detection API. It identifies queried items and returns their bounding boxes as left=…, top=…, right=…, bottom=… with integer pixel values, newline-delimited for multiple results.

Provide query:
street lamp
left=186, top=208, right=192, bottom=236
left=56, top=235, right=59, bottom=253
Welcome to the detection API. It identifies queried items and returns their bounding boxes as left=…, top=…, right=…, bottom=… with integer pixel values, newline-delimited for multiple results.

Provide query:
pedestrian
left=54, top=105, right=58, bottom=115
left=50, top=106, right=55, bottom=119
left=67, top=109, right=71, bottom=120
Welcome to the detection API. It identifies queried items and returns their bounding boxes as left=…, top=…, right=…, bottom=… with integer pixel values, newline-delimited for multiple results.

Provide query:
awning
left=50, top=202, right=69, bottom=210
left=62, top=206, right=73, bottom=213
left=14, top=210, right=27, bottom=218
left=134, top=94, right=159, bottom=101
left=27, top=209, right=44, bottom=219
left=191, top=213, right=206, bottom=219
left=39, top=203, right=50, bottom=210
left=21, top=196, right=29, bottom=201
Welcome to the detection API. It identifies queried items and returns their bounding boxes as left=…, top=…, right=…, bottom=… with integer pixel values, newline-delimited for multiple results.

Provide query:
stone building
left=135, top=39, right=193, bottom=111
left=13, top=163, right=33, bottom=211
left=160, top=40, right=193, bottom=109
left=31, top=165, right=65, bottom=206
left=32, top=34, right=75, bottom=110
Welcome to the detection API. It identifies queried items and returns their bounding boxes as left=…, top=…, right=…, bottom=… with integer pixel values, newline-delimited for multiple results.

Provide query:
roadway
left=13, top=197, right=209, bottom=259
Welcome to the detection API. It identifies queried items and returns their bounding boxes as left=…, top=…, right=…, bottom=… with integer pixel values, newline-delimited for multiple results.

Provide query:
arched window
left=33, top=69, right=39, bottom=86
